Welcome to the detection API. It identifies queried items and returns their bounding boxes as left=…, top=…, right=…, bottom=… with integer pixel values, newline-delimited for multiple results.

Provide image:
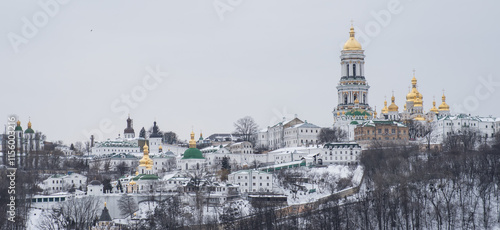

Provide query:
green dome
left=15, top=126, right=22, bottom=131
left=182, top=148, right=204, bottom=159
left=24, top=128, right=34, bottom=134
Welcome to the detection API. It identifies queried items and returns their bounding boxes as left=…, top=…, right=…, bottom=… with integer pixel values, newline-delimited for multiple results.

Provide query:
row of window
left=32, top=197, right=66, bottom=203
left=238, top=182, right=270, bottom=187
left=52, top=180, right=82, bottom=184
left=322, top=156, right=355, bottom=161
left=324, top=151, right=357, bottom=155
left=236, top=176, right=270, bottom=180
left=356, top=137, right=407, bottom=140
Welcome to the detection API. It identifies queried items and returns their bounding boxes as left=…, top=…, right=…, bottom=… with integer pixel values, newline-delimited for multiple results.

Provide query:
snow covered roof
left=291, top=122, right=320, bottom=129
left=94, top=139, right=139, bottom=148
left=269, top=146, right=321, bottom=154
left=230, top=169, right=271, bottom=175
left=323, top=142, right=361, bottom=149
left=357, top=120, right=406, bottom=127
left=438, top=114, right=498, bottom=122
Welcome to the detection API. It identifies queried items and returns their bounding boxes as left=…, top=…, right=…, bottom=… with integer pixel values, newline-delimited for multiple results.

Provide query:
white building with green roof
left=178, top=131, right=206, bottom=171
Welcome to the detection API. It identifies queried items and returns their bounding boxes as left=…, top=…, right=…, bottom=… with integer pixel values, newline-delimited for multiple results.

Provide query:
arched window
left=363, top=94, right=366, bottom=104
left=344, top=94, right=348, bottom=104
left=353, top=64, right=356, bottom=77
left=346, top=64, right=349, bottom=76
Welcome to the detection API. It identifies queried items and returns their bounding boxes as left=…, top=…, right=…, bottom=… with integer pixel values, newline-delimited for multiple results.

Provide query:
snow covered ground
left=26, top=208, right=43, bottom=230
left=276, top=164, right=363, bottom=205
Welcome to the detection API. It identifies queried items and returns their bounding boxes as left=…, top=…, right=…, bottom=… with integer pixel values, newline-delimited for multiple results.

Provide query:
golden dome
left=189, top=131, right=196, bottom=148
left=430, top=100, right=439, bottom=113
left=129, top=180, right=136, bottom=185
left=17, top=120, right=21, bottom=126
left=381, top=100, right=388, bottom=114
left=407, top=73, right=417, bottom=101
left=438, top=93, right=450, bottom=111
left=388, top=95, right=399, bottom=112
left=354, top=98, right=359, bottom=104
left=337, top=111, right=340, bottom=116
left=411, top=75, right=417, bottom=86
left=406, top=90, right=416, bottom=102
left=28, top=120, right=32, bottom=129
left=414, top=99, right=423, bottom=107
left=159, top=145, right=163, bottom=151
left=342, top=110, right=345, bottom=115
left=343, top=26, right=362, bottom=50
left=374, top=107, right=378, bottom=117
left=139, top=143, right=152, bottom=168
left=414, top=115, right=425, bottom=121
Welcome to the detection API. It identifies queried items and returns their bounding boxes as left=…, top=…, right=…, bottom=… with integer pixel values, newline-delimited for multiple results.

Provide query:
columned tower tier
left=333, top=24, right=373, bottom=136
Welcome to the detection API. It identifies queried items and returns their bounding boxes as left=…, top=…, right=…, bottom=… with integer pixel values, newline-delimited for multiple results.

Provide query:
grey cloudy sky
left=1, top=0, right=499, bottom=144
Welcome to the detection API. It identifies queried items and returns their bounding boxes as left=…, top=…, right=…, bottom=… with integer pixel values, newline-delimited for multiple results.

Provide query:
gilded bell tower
left=333, top=24, right=372, bottom=124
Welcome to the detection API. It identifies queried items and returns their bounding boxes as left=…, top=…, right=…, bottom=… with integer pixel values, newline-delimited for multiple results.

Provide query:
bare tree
left=163, top=131, right=178, bottom=144
left=90, top=159, right=103, bottom=173
left=38, top=196, right=101, bottom=230
left=150, top=195, right=185, bottom=229
left=74, top=141, right=83, bottom=154
left=116, top=161, right=130, bottom=176
left=422, top=121, right=436, bottom=150
left=118, top=194, right=139, bottom=218
left=318, top=127, right=346, bottom=143
left=84, top=141, right=91, bottom=155
left=404, top=119, right=421, bottom=140
left=103, top=158, right=112, bottom=173
left=234, top=116, right=259, bottom=144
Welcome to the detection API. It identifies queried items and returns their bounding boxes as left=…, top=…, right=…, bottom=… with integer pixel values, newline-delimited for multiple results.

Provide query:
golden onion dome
left=414, top=115, right=425, bottom=121
left=342, top=110, right=345, bottom=115
left=414, top=96, right=423, bottom=107
left=430, top=100, right=439, bottom=113
left=343, top=26, right=362, bottom=50
left=337, top=111, right=340, bottom=116
left=354, top=98, right=359, bottom=104
left=438, top=93, right=450, bottom=111
left=129, top=180, right=136, bottom=185
left=388, top=95, right=399, bottom=112
left=189, top=131, right=196, bottom=148
left=381, top=100, right=388, bottom=114
left=139, top=143, right=152, bottom=167
left=411, top=75, right=417, bottom=86
left=406, top=90, right=416, bottom=102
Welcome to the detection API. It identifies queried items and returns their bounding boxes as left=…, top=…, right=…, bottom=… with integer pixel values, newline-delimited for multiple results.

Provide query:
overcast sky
left=1, top=0, right=499, bottom=145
